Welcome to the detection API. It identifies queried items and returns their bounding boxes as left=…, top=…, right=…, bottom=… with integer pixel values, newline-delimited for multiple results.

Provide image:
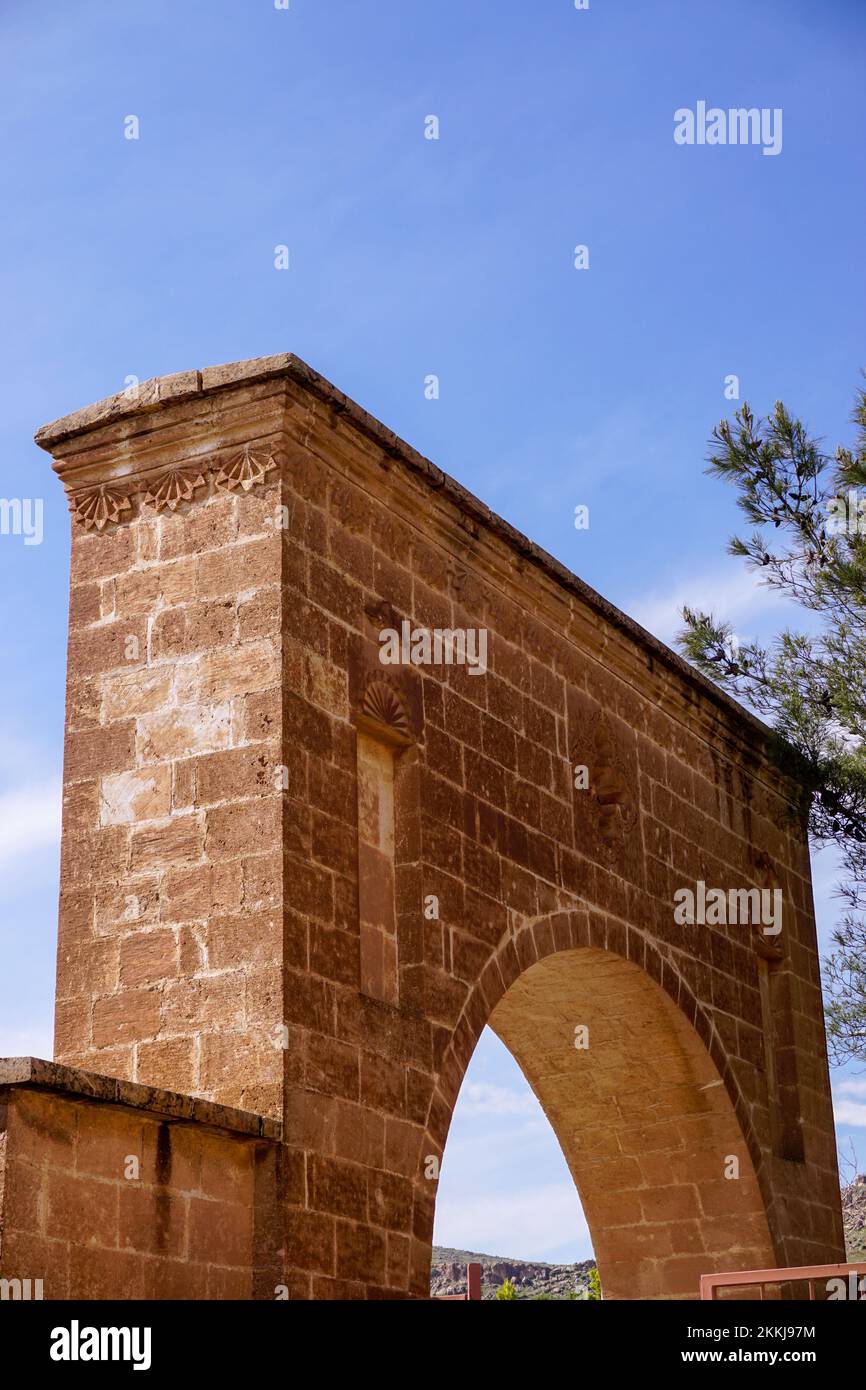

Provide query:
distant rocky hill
left=432, top=1178, right=866, bottom=1300
left=431, top=1246, right=596, bottom=1300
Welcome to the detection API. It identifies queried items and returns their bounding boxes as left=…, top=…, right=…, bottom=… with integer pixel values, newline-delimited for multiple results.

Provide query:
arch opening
left=434, top=945, right=776, bottom=1300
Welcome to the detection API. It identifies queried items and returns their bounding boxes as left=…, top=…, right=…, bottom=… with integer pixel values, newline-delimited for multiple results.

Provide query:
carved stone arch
left=29, top=355, right=842, bottom=1302
left=421, top=909, right=778, bottom=1300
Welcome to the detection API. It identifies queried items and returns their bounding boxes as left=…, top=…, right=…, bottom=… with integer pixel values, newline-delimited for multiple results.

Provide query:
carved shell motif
left=71, top=486, right=132, bottom=532
left=213, top=446, right=278, bottom=495
left=143, top=466, right=208, bottom=513
left=361, top=680, right=412, bottom=741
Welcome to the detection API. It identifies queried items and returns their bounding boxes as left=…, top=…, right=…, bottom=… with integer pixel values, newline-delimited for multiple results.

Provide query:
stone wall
left=0, top=1060, right=281, bottom=1299
left=53, top=376, right=286, bottom=1119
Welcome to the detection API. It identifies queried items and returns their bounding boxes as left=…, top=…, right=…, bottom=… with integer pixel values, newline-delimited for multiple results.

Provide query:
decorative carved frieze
left=65, top=447, right=280, bottom=531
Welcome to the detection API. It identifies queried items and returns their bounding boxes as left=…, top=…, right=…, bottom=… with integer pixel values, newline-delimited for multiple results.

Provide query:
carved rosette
left=70, top=485, right=133, bottom=532
left=214, top=446, right=277, bottom=495
left=143, top=466, right=208, bottom=513
left=65, top=444, right=280, bottom=531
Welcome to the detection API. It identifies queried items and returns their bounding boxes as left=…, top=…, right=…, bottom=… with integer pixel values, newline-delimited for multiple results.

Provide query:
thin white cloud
left=627, top=565, right=790, bottom=648
left=433, top=1182, right=591, bottom=1263
left=572, top=401, right=676, bottom=493
left=0, top=779, right=62, bottom=870
left=0, top=1025, right=53, bottom=1059
left=834, top=1100, right=866, bottom=1128
left=458, top=1081, right=539, bottom=1119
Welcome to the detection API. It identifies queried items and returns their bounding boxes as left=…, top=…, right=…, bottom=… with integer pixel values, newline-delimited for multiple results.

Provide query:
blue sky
left=0, top=0, right=864, bottom=1263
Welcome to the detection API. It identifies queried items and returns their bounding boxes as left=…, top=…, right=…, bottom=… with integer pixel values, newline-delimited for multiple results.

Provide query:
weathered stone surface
left=0, top=1058, right=280, bottom=1137
left=100, top=766, right=171, bottom=826
left=0, top=1075, right=281, bottom=1300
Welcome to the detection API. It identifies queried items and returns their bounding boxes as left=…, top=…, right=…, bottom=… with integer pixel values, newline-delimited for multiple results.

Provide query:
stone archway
left=430, top=926, right=776, bottom=1299
left=25, top=355, right=844, bottom=1301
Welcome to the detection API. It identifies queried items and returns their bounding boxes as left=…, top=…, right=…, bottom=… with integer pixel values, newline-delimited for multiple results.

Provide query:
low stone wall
left=0, top=1059, right=282, bottom=1300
